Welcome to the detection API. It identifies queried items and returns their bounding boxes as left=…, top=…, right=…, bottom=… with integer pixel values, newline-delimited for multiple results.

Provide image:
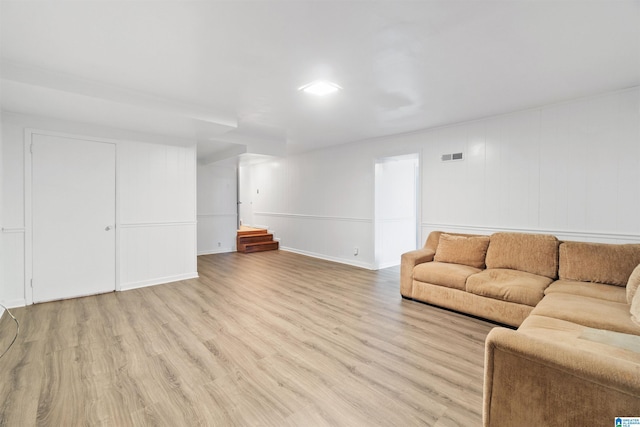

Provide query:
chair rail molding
left=1, top=227, right=25, bottom=233
left=254, top=211, right=372, bottom=223
left=421, top=223, right=640, bottom=244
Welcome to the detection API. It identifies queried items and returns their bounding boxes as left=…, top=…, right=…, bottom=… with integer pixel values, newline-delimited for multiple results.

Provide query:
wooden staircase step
left=237, top=233, right=273, bottom=244
left=237, top=227, right=269, bottom=237
left=237, top=233, right=274, bottom=251
left=242, top=241, right=279, bottom=253
left=236, top=227, right=279, bottom=253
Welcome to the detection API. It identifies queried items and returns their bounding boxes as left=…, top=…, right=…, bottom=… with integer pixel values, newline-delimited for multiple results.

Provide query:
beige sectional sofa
left=401, top=231, right=640, bottom=426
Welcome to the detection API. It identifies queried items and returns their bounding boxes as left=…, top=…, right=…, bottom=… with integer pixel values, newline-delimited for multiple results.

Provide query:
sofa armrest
left=484, top=327, right=640, bottom=427
left=400, top=248, right=435, bottom=297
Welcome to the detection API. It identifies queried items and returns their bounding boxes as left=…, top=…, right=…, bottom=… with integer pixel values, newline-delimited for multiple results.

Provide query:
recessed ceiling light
left=298, top=80, right=342, bottom=96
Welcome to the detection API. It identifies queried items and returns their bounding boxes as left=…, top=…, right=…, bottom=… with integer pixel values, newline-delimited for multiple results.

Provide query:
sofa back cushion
left=559, top=241, right=640, bottom=287
left=433, top=233, right=490, bottom=268
left=485, top=232, right=559, bottom=279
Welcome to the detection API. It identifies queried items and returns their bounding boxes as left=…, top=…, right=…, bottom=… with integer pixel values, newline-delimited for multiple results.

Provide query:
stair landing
left=237, top=227, right=279, bottom=253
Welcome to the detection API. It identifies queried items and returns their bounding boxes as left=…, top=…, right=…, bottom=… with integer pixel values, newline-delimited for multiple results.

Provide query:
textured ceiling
left=1, top=1, right=638, bottom=160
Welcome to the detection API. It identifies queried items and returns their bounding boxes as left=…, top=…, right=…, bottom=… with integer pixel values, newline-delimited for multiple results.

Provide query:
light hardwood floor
left=0, top=251, right=495, bottom=426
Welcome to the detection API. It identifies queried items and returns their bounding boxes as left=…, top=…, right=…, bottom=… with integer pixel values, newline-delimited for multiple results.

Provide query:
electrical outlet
left=354, top=247, right=359, bottom=256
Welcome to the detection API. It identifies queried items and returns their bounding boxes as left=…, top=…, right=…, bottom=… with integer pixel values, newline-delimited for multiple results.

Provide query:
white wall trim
left=255, top=212, right=372, bottom=223
left=119, top=221, right=197, bottom=228
left=280, top=246, right=376, bottom=270
left=24, top=128, right=34, bottom=304
left=1, top=227, right=25, bottom=233
left=192, top=147, right=198, bottom=276
left=119, top=272, right=198, bottom=291
left=197, top=213, right=237, bottom=218
left=421, top=223, right=640, bottom=243
left=197, top=247, right=235, bottom=256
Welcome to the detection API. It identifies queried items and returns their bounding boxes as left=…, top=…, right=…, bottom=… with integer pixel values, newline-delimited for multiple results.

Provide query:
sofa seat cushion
left=544, top=280, right=627, bottom=304
left=412, top=261, right=481, bottom=290
left=531, top=293, right=640, bottom=336
left=466, top=268, right=552, bottom=307
left=518, top=315, right=640, bottom=362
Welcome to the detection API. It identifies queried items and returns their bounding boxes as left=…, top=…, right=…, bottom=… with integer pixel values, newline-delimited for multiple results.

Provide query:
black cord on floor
left=0, top=303, right=19, bottom=359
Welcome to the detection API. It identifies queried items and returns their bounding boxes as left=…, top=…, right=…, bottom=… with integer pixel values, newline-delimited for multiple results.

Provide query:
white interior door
left=238, top=165, right=254, bottom=227
left=32, top=134, right=116, bottom=303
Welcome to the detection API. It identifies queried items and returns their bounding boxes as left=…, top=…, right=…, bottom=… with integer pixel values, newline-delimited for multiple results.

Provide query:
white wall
left=247, top=145, right=374, bottom=268
left=421, top=87, right=640, bottom=243
left=117, top=141, right=197, bottom=290
left=197, top=161, right=237, bottom=255
left=2, top=115, right=27, bottom=307
left=1, top=112, right=198, bottom=307
left=242, top=87, right=640, bottom=269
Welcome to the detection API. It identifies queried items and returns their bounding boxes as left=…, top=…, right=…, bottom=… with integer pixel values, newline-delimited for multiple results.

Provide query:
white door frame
left=24, top=128, right=120, bottom=305
left=373, top=152, right=421, bottom=269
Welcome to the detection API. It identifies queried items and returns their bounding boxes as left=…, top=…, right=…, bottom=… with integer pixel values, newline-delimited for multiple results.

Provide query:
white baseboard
left=198, top=247, right=234, bottom=256
left=0, top=298, right=27, bottom=309
left=280, top=246, right=376, bottom=270
left=120, top=272, right=199, bottom=291
left=377, top=261, right=400, bottom=270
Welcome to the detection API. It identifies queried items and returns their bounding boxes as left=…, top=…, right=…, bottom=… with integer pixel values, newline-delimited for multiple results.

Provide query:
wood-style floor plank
left=0, top=251, right=495, bottom=426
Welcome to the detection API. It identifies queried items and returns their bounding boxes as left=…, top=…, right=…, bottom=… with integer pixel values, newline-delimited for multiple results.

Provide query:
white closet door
left=32, top=134, right=116, bottom=303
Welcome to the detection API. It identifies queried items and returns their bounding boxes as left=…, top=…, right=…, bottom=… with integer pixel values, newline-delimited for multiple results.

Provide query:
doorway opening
left=374, top=153, right=420, bottom=269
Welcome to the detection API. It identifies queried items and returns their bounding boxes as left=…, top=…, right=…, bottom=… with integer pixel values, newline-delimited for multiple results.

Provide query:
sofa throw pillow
left=631, top=285, right=640, bottom=327
left=627, top=264, right=640, bottom=304
left=434, top=233, right=490, bottom=269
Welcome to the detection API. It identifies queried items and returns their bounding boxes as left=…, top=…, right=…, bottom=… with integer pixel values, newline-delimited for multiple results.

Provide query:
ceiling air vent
left=441, top=152, right=464, bottom=162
